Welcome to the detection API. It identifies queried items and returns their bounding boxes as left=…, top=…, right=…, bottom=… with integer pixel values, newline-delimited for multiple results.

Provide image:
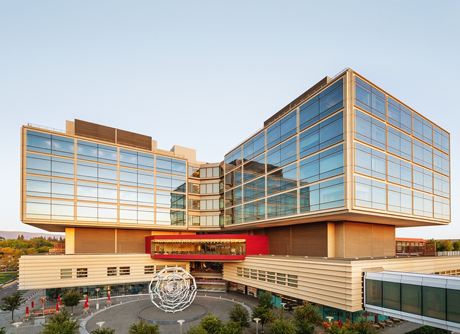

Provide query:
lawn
left=0, top=272, right=18, bottom=284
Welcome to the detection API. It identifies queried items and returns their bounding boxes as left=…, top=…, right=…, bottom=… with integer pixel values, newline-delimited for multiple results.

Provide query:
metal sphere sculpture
left=149, top=266, right=197, bottom=313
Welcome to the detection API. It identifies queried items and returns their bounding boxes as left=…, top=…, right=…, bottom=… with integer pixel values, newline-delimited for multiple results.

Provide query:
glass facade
left=25, top=131, right=187, bottom=226
left=353, top=75, right=450, bottom=220
left=23, top=70, right=450, bottom=230
left=224, top=78, right=345, bottom=225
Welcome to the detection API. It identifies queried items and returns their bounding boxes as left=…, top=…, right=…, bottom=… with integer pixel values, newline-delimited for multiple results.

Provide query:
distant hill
left=0, top=230, right=64, bottom=240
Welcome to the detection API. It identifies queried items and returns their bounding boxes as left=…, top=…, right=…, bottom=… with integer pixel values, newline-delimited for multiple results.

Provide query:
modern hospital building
left=19, top=68, right=460, bottom=330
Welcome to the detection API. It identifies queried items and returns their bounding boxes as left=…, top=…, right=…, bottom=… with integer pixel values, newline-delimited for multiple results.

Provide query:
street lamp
left=12, top=322, right=22, bottom=334
left=326, top=316, right=334, bottom=323
left=95, top=288, right=100, bottom=310
left=253, top=318, right=261, bottom=334
left=177, top=319, right=185, bottom=334
left=281, top=302, right=286, bottom=318
left=96, top=321, right=105, bottom=328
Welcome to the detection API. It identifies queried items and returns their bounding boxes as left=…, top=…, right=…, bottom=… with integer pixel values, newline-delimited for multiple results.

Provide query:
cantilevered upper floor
left=223, top=68, right=450, bottom=230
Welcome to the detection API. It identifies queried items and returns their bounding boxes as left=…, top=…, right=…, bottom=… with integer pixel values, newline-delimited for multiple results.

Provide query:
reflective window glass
left=388, top=156, right=412, bottom=187
left=299, top=79, right=343, bottom=131
left=355, top=77, right=385, bottom=120
left=300, top=145, right=343, bottom=184
left=365, top=279, right=382, bottom=307
left=266, top=137, right=297, bottom=172
left=447, top=289, right=460, bottom=323
left=388, top=127, right=412, bottom=161
left=413, top=114, right=433, bottom=145
left=413, top=139, right=432, bottom=169
left=388, top=185, right=412, bottom=214
left=434, top=173, right=449, bottom=198
left=244, top=154, right=265, bottom=183
left=267, top=163, right=297, bottom=196
left=244, top=177, right=265, bottom=202
left=243, top=199, right=265, bottom=222
left=26, top=198, right=51, bottom=219
left=120, top=168, right=137, bottom=186
left=27, top=153, right=51, bottom=176
left=27, top=131, right=74, bottom=157
left=51, top=200, right=74, bottom=220
left=355, top=110, right=386, bottom=150
left=355, top=143, right=386, bottom=180
left=299, top=111, right=343, bottom=158
left=434, top=196, right=450, bottom=220
left=413, top=166, right=433, bottom=193
left=388, top=97, right=412, bottom=134
left=78, top=141, right=117, bottom=164
left=433, top=126, right=449, bottom=154
left=355, top=176, right=386, bottom=210
left=225, top=147, right=242, bottom=170
left=413, top=191, right=433, bottom=217
left=433, top=150, right=449, bottom=176
left=267, top=190, right=297, bottom=218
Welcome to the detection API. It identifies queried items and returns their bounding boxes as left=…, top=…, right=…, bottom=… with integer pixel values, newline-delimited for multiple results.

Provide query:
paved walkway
left=0, top=289, right=424, bottom=334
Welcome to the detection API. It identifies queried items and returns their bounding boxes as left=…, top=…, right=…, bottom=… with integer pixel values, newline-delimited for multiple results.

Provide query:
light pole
left=12, top=322, right=22, bottom=334
left=326, top=316, right=334, bottom=324
left=95, top=288, right=100, bottom=310
left=281, top=302, right=286, bottom=318
left=254, top=317, right=261, bottom=334
left=177, top=319, right=185, bottom=334
left=96, top=321, right=105, bottom=328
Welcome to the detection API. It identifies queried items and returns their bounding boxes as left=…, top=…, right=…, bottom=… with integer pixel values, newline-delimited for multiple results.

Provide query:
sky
left=1, top=1, right=459, bottom=238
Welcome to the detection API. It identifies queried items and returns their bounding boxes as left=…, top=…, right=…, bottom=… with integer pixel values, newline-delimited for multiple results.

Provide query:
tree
left=128, top=321, right=160, bottom=334
left=200, top=313, right=223, bottom=334
left=293, top=302, right=320, bottom=334
left=453, top=241, right=460, bottom=251
left=91, top=328, right=115, bottom=334
left=185, top=325, right=207, bottom=334
left=220, top=322, right=244, bottom=334
left=0, top=291, right=26, bottom=322
left=269, top=318, right=296, bottom=334
left=228, top=303, right=250, bottom=329
left=62, top=290, right=81, bottom=314
left=0, top=327, right=5, bottom=334
left=39, top=309, right=80, bottom=334
left=438, top=240, right=454, bottom=252
left=252, top=293, right=275, bottom=332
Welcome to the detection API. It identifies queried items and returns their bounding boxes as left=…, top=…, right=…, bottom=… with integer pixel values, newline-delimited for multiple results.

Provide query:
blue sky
left=1, top=1, right=459, bottom=238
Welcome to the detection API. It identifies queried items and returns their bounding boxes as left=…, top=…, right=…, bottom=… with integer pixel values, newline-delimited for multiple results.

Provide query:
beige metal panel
left=224, top=255, right=460, bottom=312
left=65, top=228, right=75, bottom=254
left=18, top=253, right=189, bottom=290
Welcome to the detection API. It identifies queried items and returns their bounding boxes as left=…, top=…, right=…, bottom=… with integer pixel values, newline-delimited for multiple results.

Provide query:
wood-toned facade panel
left=117, top=229, right=151, bottom=253
left=75, top=228, right=115, bottom=254
left=18, top=254, right=188, bottom=290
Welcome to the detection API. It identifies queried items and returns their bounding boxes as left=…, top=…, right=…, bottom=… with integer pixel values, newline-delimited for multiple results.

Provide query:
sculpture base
left=138, top=304, right=207, bottom=325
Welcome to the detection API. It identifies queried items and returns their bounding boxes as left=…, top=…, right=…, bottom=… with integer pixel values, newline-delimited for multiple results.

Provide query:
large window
left=243, top=132, right=265, bottom=161
left=413, top=139, right=433, bottom=169
left=78, top=141, right=118, bottom=165
left=413, top=191, right=433, bottom=217
left=300, top=144, right=343, bottom=184
left=243, top=154, right=265, bottom=183
left=433, top=126, right=449, bottom=154
left=388, top=97, right=412, bottom=134
left=413, top=114, right=432, bottom=145
left=355, top=110, right=386, bottom=150
left=267, top=190, right=297, bottom=218
left=388, top=156, right=412, bottom=187
left=244, top=177, right=265, bottom=202
left=355, top=176, right=386, bottom=210
left=267, top=163, right=297, bottom=196
left=355, top=77, right=385, bottom=120
left=355, top=143, right=386, bottom=180
left=156, top=174, right=186, bottom=192
left=365, top=279, right=382, bottom=307
left=299, top=78, right=343, bottom=131
left=27, top=130, right=74, bottom=157
left=300, top=177, right=344, bottom=212
left=388, top=185, right=412, bottom=214
left=387, top=127, right=412, bottom=161
left=156, top=157, right=186, bottom=176
left=27, top=153, right=74, bottom=178
left=413, top=166, right=433, bottom=193
left=267, top=111, right=297, bottom=149
left=299, top=111, right=343, bottom=158
left=266, top=137, right=297, bottom=171
left=243, top=200, right=265, bottom=222
left=433, top=150, right=449, bottom=176
left=434, top=173, right=449, bottom=198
